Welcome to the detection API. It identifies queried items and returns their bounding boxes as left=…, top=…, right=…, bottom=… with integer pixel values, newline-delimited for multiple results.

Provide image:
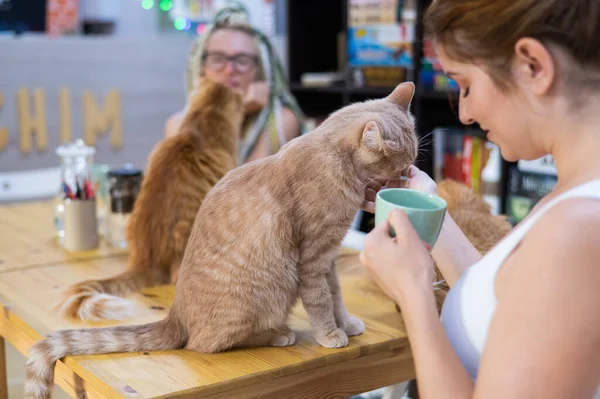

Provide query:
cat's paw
left=315, top=328, right=349, bottom=348
left=341, top=315, right=365, bottom=336
left=271, top=330, right=296, bottom=347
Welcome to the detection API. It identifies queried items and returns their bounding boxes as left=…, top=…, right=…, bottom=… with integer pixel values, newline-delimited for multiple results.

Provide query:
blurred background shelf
left=286, top=0, right=545, bottom=230
left=0, top=0, right=557, bottom=224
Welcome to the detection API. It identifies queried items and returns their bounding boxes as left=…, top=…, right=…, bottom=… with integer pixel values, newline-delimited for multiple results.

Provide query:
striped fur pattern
left=24, top=319, right=184, bottom=399
left=25, top=82, right=418, bottom=398
left=56, top=79, right=244, bottom=322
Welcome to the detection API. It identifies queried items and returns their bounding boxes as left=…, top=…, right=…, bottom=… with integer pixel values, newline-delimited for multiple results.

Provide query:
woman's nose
left=221, top=61, right=235, bottom=75
left=459, top=99, right=475, bottom=125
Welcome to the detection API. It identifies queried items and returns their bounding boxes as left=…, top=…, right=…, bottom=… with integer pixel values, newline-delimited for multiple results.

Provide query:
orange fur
left=437, top=178, right=512, bottom=254
left=56, top=80, right=244, bottom=322
left=25, top=82, right=418, bottom=399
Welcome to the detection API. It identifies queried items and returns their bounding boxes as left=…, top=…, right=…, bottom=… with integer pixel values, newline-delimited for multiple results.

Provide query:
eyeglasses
left=202, top=52, right=258, bottom=73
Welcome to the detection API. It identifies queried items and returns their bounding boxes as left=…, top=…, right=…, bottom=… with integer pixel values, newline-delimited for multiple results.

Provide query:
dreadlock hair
left=185, top=1, right=306, bottom=164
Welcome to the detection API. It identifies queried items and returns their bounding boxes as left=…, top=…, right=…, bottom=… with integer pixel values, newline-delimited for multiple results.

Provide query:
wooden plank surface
left=0, top=249, right=419, bottom=399
left=0, top=201, right=126, bottom=273
left=0, top=308, right=109, bottom=399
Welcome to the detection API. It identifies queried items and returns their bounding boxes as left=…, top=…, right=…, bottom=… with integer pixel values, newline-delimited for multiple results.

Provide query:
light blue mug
left=375, top=188, right=447, bottom=248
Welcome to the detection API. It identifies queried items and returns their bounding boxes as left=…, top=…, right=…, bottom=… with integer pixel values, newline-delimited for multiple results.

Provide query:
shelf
left=290, top=82, right=400, bottom=97
left=417, top=81, right=459, bottom=100
left=286, top=0, right=512, bottom=217
left=290, top=83, right=346, bottom=94
left=347, top=86, right=397, bottom=96
left=291, top=81, right=460, bottom=100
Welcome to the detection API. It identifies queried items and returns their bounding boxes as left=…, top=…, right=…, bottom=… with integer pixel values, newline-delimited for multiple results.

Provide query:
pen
left=75, top=180, right=82, bottom=200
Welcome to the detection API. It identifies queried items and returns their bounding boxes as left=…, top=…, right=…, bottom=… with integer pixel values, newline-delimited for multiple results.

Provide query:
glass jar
left=54, top=140, right=96, bottom=243
left=107, top=166, right=142, bottom=248
left=91, top=164, right=110, bottom=238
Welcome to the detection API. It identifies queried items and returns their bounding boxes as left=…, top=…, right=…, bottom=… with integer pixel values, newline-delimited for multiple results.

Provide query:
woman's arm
left=396, top=280, right=474, bottom=399
left=431, top=213, right=483, bottom=287
left=361, top=165, right=482, bottom=287
left=362, top=210, right=475, bottom=399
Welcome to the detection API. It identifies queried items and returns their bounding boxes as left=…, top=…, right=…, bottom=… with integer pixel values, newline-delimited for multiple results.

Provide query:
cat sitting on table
left=57, top=78, right=245, bottom=321
left=25, top=82, right=418, bottom=399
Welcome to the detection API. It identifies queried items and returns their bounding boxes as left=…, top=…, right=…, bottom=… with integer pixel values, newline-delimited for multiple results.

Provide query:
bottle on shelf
left=481, top=142, right=502, bottom=215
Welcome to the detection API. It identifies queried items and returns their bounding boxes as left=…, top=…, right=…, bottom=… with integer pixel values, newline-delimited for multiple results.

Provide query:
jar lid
left=56, top=139, right=96, bottom=157
left=108, top=167, right=142, bottom=178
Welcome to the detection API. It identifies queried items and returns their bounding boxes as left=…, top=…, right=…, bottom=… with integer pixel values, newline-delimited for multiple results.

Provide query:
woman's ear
left=513, top=38, right=556, bottom=96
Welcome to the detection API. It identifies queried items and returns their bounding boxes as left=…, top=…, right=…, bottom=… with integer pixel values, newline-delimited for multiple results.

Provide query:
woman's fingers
left=388, top=209, right=420, bottom=243
left=407, top=164, right=421, bottom=177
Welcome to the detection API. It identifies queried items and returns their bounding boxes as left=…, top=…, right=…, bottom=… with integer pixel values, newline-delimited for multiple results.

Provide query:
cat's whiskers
left=417, top=137, right=434, bottom=149
left=417, top=135, right=434, bottom=159
left=418, top=148, right=433, bottom=158
left=418, top=130, right=434, bottom=142
left=418, top=137, right=434, bottom=146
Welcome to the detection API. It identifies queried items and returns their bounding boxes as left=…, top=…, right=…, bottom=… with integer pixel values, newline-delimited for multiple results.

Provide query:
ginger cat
left=437, top=178, right=512, bottom=255
left=25, top=82, right=418, bottom=399
left=425, top=178, right=513, bottom=292
left=57, top=79, right=244, bottom=321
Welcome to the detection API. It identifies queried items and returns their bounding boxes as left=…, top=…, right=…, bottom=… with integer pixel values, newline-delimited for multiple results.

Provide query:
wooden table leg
left=0, top=336, right=7, bottom=399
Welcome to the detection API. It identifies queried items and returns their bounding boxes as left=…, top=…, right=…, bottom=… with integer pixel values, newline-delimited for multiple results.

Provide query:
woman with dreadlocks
left=165, top=3, right=305, bottom=164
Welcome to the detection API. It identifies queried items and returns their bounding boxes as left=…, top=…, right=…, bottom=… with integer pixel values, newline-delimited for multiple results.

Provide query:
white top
left=441, top=179, right=600, bottom=395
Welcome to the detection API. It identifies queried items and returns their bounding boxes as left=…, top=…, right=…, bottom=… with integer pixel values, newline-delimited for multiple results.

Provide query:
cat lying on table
left=24, top=82, right=419, bottom=399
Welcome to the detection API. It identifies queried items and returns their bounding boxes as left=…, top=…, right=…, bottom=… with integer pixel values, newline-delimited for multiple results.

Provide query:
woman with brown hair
left=360, top=0, right=600, bottom=397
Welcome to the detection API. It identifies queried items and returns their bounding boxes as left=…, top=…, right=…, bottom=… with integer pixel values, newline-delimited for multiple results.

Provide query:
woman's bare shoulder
left=503, top=196, right=600, bottom=285
left=165, top=110, right=185, bottom=138
left=281, top=106, right=300, bottom=141
left=528, top=196, right=600, bottom=244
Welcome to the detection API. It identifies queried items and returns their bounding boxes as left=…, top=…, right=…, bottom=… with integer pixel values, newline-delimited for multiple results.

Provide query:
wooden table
left=0, top=201, right=126, bottom=273
left=0, top=201, right=424, bottom=399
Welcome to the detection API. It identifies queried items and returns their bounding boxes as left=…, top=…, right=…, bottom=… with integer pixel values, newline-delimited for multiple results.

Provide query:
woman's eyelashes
left=461, top=86, right=470, bottom=98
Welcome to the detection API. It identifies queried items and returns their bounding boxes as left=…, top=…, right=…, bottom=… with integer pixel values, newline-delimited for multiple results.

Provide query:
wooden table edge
left=159, top=345, right=415, bottom=399
left=0, top=305, right=113, bottom=398
left=0, top=301, right=414, bottom=399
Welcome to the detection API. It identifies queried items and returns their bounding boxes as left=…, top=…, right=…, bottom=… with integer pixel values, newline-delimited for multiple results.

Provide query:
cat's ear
left=387, top=81, right=415, bottom=110
left=362, top=120, right=385, bottom=151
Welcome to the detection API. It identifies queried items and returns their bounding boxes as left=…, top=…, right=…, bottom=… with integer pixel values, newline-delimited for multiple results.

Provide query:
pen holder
left=62, top=197, right=99, bottom=251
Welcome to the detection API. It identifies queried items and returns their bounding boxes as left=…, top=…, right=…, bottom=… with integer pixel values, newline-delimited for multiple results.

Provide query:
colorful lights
left=159, top=0, right=172, bottom=12
left=141, top=0, right=154, bottom=10
left=174, top=18, right=187, bottom=31
left=140, top=0, right=198, bottom=34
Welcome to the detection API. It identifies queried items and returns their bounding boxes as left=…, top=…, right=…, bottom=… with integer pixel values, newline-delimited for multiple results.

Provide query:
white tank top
left=441, top=179, right=600, bottom=394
